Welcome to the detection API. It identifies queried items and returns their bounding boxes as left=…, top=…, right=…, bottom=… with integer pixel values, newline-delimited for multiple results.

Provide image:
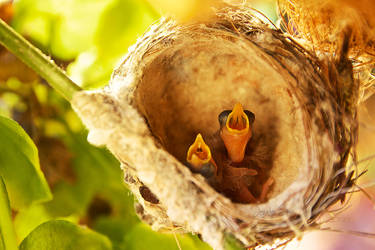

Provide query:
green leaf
left=43, top=132, right=122, bottom=217
left=0, top=116, right=52, bottom=210
left=0, top=234, right=4, bottom=250
left=94, top=0, right=156, bottom=58
left=13, top=204, right=77, bottom=243
left=121, top=223, right=212, bottom=250
left=224, top=234, right=245, bottom=250
left=19, top=220, right=112, bottom=250
left=92, top=188, right=140, bottom=249
left=13, top=0, right=158, bottom=88
left=0, top=176, right=18, bottom=250
left=13, top=0, right=113, bottom=60
left=67, top=0, right=158, bottom=88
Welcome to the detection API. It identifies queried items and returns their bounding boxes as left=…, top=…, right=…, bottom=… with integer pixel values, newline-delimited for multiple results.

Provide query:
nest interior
left=72, top=5, right=359, bottom=249
left=134, top=29, right=307, bottom=201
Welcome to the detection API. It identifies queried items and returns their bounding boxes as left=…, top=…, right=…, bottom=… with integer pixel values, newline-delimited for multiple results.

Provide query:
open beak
left=219, top=103, right=254, bottom=163
left=186, top=134, right=218, bottom=177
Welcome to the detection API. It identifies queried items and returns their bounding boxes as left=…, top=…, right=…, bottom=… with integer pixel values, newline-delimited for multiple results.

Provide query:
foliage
left=0, top=116, right=51, bottom=209
left=0, top=177, right=17, bottom=250
left=0, top=0, right=213, bottom=249
left=19, top=220, right=112, bottom=250
left=12, top=0, right=158, bottom=89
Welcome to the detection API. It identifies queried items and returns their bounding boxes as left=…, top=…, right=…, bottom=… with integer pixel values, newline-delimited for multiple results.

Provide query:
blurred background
left=0, top=0, right=374, bottom=249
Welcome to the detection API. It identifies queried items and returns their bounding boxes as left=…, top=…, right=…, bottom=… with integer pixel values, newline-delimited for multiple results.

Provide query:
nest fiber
left=72, top=5, right=359, bottom=249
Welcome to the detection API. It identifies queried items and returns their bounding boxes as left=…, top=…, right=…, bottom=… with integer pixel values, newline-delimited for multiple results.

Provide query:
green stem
left=0, top=18, right=82, bottom=102
left=0, top=176, right=18, bottom=250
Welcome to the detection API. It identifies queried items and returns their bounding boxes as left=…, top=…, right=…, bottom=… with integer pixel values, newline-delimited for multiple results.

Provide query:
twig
left=319, top=227, right=375, bottom=238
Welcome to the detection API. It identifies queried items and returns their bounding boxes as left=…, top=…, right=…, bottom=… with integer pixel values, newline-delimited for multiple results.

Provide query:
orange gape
left=219, top=103, right=252, bottom=163
left=186, top=134, right=218, bottom=178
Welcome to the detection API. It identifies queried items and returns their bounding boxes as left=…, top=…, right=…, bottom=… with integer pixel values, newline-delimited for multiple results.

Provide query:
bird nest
left=278, top=0, right=375, bottom=58
left=72, top=5, right=359, bottom=250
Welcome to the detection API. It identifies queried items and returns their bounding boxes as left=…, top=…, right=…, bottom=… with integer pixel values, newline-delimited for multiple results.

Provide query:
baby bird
left=185, top=105, right=273, bottom=204
left=218, top=103, right=255, bottom=163
left=186, top=133, right=218, bottom=178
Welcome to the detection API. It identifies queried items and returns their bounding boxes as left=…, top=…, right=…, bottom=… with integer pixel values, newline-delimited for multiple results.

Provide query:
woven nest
left=278, top=0, right=375, bottom=100
left=72, top=5, right=360, bottom=250
left=278, top=0, right=375, bottom=57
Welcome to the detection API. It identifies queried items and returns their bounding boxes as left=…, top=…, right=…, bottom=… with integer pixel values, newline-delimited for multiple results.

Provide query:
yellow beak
left=220, top=103, right=252, bottom=163
left=186, top=134, right=217, bottom=176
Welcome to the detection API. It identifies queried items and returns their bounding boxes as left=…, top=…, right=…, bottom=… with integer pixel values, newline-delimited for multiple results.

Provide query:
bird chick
left=218, top=103, right=255, bottom=163
left=186, top=133, right=218, bottom=178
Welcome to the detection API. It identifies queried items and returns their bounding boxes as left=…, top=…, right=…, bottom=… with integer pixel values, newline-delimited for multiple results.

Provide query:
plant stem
left=0, top=176, right=18, bottom=250
left=0, top=18, right=82, bottom=102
